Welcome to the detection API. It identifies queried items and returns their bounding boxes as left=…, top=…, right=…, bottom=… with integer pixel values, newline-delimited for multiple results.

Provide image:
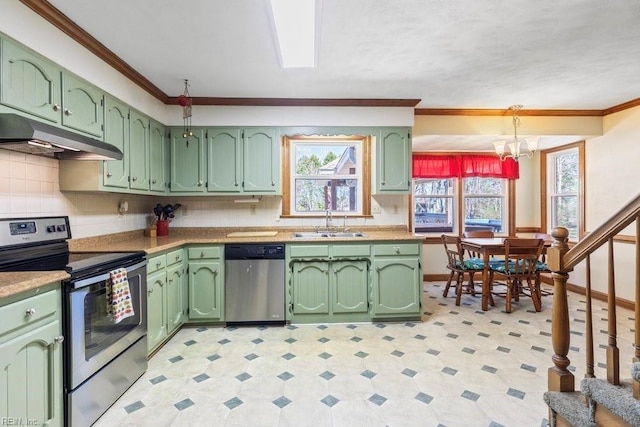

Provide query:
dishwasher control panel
left=225, top=244, right=285, bottom=259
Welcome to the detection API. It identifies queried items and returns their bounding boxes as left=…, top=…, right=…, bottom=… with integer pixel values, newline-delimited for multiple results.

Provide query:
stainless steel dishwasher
left=224, top=243, right=285, bottom=324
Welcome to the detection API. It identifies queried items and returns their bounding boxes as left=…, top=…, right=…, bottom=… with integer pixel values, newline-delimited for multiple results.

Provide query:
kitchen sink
left=291, top=231, right=368, bottom=238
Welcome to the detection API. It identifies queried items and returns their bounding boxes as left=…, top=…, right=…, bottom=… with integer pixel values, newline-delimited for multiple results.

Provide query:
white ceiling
left=45, top=0, right=640, bottom=149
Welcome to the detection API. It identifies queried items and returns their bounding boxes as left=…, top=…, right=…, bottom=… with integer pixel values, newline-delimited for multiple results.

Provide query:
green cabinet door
left=376, top=128, right=411, bottom=193
left=0, top=319, right=63, bottom=427
left=206, top=128, right=242, bottom=193
left=129, top=110, right=150, bottom=190
left=371, top=258, right=421, bottom=315
left=331, top=260, right=369, bottom=313
left=188, top=261, right=223, bottom=320
left=166, top=263, right=184, bottom=334
left=61, top=72, right=104, bottom=138
left=0, top=37, right=61, bottom=123
left=291, top=261, right=330, bottom=314
left=149, top=120, right=166, bottom=193
left=170, top=129, right=206, bottom=193
left=102, top=95, right=129, bottom=189
left=146, top=270, right=167, bottom=353
left=243, top=128, right=279, bottom=193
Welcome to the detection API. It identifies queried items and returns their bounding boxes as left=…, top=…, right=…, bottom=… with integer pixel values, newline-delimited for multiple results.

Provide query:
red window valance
left=412, top=154, right=519, bottom=179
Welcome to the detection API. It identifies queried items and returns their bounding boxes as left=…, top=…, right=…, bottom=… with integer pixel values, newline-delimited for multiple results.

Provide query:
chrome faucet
left=326, top=209, right=333, bottom=231
left=342, top=215, right=349, bottom=232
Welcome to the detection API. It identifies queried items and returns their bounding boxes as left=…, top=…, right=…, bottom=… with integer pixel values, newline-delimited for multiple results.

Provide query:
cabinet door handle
left=200, top=251, right=205, bottom=257
left=152, top=179, right=157, bottom=184
left=375, top=267, right=380, bottom=272
left=132, top=176, right=138, bottom=182
left=148, top=288, right=153, bottom=294
left=234, top=182, right=239, bottom=187
left=156, top=262, right=162, bottom=268
left=64, top=109, right=73, bottom=116
left=106, top=172, right=112, bottom=178
left=53, top=103, right=60, bottom=112
left=197, top=181, right=203, bottom=186
left=54, top=335, right=65, bottom=344
left=393, top=247, right=400, bottom=254
left=176, top=255, right=181, bottom=261
left=168, top=278, right=173, bottom=284
left=381, top=181, right=386, bottom=185
left=26, top=308, right=37, bottom=316
left=271, top=181, right=275, bottom=186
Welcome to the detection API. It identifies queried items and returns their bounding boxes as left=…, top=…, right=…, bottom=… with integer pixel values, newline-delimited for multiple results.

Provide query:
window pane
left=554, top=151, right=578, bottom=194
left=464, top=197, right=503, bottom=232
left=294, top=179, right=358, bottom=213
left=415, top=179, right=452, bottom=196
left=295, top=145, right=355, bottom=176
left=415, top=197, right=454, bottom=232
left=464, top=177, right=503, bottom=195
left=552, top=195, right=578, bottom=239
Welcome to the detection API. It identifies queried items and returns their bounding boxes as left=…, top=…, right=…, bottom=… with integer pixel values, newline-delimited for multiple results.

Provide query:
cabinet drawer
left=147, top=254, right=166, bottom=274
left=374, top=243, right=420, bottom=256
left=289, top=245, right=329, bottom=258
left=188, top=246, right=222, bottom=260
left=166, top=249, right=184, bottom=266
left=0, top=289, right=59, bottom=335
left=332, top=244, right=370, bottom=258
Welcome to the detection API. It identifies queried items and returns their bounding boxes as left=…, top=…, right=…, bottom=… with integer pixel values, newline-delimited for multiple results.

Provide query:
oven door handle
left=71, top=260, right=147, bottom=290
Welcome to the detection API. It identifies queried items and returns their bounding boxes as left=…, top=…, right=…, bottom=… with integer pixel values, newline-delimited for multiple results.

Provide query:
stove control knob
left=26, top=308, right=36, bottom=316
left=56, top=225, right=66, bottom=232
left=46, top=225, right=56, bottom=233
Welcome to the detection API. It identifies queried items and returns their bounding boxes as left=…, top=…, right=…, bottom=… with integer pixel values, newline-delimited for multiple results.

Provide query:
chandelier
left=177, top=79, right=193, bottom=139
left=493, top=105, right=538, bottom=161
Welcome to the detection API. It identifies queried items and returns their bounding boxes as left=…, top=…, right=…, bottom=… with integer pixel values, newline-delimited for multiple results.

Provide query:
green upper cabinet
left=243, top=128, right=279, bottom=193
left=128, top=110, right=150, bottom=190
left=61, top=72, right=104, bottom=138
left=374, top=127, right=412, bottom=193
left=102, top=95, right=129, bottom=189
left=170, top=129, right=206, bottom=193
left=205, top=127, right=280, bottom=195
left=0, top=37, right=62, bottom=123
left=206, top=128, right=242, bottom=192
left=149, top=120, right=167, bottom=193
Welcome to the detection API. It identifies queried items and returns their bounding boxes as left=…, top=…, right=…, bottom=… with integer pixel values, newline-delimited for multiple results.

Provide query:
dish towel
left=106, top=268, right=135, bottom=324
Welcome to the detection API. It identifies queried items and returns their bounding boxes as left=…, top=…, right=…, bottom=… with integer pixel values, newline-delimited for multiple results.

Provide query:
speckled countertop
left=69, top=226, right=424, bottom=255
left=1, top=226, right=422, bottom=301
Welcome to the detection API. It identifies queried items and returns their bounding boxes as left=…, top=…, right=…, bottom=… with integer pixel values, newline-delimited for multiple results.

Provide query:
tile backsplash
left=0, top=150, right=408, bottom=238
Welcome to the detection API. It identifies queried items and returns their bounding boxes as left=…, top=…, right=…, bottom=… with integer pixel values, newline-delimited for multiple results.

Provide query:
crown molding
left=166, top=97, right=421, bottom=107
left=414, top=108, right=604, bottom=117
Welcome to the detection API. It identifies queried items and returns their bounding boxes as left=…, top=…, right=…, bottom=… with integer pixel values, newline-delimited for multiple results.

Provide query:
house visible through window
left=283, top=136, right=369, bottom=216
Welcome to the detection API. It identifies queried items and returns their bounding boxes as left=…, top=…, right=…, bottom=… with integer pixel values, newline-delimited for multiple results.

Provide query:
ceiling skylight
left=268, top=0, right=319, bottom=68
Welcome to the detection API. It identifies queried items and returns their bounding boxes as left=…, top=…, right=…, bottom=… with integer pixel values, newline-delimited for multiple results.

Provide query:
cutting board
left=226, top=231, right=279, bottom=237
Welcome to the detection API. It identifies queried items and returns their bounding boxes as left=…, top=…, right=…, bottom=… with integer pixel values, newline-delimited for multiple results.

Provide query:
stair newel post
left=606, top=237, right=620, bottom=385
left=546, top=227, right=574, bottom=392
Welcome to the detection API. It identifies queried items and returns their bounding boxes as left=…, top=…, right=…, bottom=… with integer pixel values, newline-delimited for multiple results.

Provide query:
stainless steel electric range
left=0, top=216, right=148, bottom=427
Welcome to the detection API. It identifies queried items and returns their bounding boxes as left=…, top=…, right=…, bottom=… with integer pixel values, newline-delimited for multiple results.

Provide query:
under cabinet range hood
left=0, top=113, right=123, bottom=160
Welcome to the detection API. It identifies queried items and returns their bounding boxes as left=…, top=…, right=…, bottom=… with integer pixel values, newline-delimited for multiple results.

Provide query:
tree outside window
left=548, top=148, right=579, bottom=239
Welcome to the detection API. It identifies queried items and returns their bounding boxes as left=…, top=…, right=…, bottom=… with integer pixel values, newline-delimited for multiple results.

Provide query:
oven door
left=66, top=260, right=147, bottom=389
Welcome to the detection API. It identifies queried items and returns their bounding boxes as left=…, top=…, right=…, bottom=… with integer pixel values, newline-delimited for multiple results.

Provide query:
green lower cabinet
left=188, top=261, right=224, bottom=320
left=166, top=263, right=185, bottom=334
left=371, top=258, right=421, bottom=316
left=331, top=260, right=369, bottom=313
left=146, top=269, right=167, bottom=353
left=0, top=288, right=63, bottom=427
left=292, top=261, right=330, bottom=314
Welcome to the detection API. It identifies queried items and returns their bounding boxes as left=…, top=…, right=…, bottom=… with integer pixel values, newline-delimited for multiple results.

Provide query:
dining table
left=460, top=237, right=551, bottom=311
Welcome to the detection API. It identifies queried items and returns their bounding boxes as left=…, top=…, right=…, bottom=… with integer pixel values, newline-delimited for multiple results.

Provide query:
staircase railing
left=546, top=192, right=640, bottom=399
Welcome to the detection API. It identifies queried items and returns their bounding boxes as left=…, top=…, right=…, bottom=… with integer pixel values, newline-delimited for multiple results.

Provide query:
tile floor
left=95, top=282, right=636, bottom=427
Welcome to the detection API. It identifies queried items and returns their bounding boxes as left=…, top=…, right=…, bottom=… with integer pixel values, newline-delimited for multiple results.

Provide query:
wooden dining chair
left=461, top=230, right=495, bottom=290
left=488, top=238, right=545, bottom=313
left=441, top=234, right=489, bottom=306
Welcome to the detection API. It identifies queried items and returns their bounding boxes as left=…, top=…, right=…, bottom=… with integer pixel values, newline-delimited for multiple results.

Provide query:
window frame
left=541, top=141, right=585, bottom=241
left=281, top=135, right=372, bottom=217
left=412, top=175, right=512, bottom=236
left=413, top=178, right=457, bottom=233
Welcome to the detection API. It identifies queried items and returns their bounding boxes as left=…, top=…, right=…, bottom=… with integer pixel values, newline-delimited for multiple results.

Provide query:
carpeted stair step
left=543, top=390, right=595, bottom=427
left=581, top=377, right=640, bottom=426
